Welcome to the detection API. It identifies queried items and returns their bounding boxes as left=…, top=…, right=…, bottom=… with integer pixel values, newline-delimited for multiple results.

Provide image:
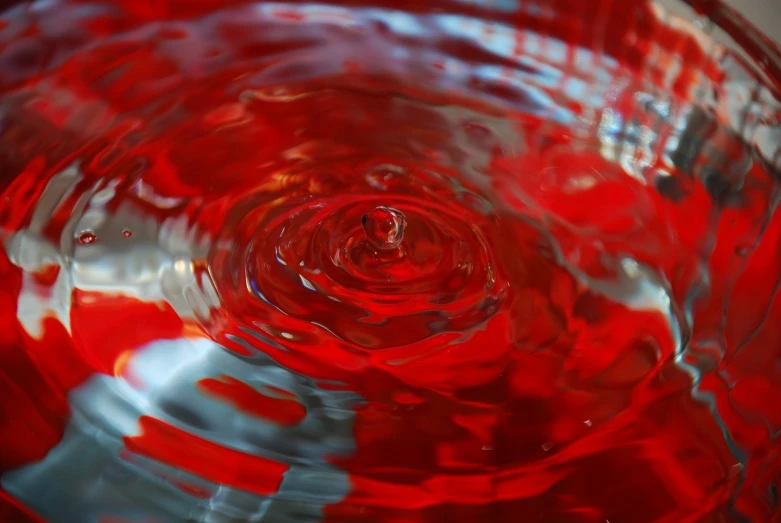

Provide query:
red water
left=0, top=0, right=780, bottom=522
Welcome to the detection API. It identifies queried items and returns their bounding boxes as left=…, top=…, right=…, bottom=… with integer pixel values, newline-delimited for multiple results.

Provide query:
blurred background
left=727, top=0, right=780, bottom=41
left=660, top=0, right=781, bottom=42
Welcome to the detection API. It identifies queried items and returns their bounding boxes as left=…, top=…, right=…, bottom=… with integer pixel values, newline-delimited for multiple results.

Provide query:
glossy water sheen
left=0, top=0, right=780, bottom=522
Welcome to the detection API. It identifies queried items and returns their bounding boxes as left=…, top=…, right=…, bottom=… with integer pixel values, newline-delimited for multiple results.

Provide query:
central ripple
left=207, top=165, right=507, bottom=351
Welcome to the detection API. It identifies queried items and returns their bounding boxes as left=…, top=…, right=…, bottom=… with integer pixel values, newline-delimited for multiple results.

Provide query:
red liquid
left=0, top=1, right=779, bottom=522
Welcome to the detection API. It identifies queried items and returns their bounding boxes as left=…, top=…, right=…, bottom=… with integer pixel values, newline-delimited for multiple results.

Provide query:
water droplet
left=362, top=206, right=406, bottom=250
left=78, top=231, right=96, bottom=245
left=122, top=229, right=133, bottom=238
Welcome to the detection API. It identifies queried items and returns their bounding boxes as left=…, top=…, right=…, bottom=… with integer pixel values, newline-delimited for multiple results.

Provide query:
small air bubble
left=78, top=231, right=96, bottom=245
left=365, top=165, right=406, bottom=191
